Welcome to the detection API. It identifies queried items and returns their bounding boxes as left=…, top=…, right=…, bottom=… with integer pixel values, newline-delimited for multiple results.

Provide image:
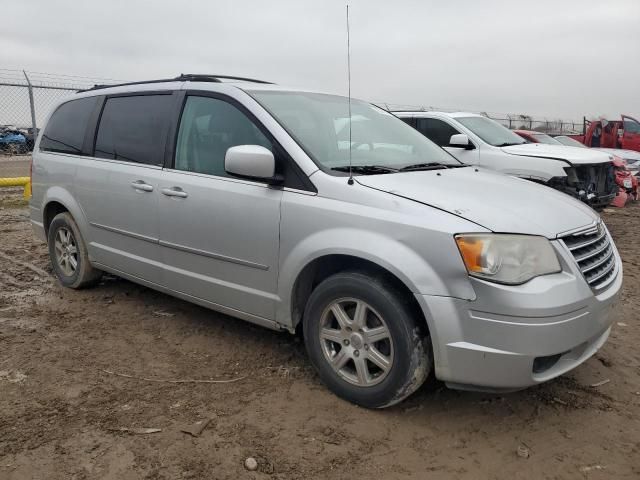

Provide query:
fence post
left=23, top=71, right=37, bottom=134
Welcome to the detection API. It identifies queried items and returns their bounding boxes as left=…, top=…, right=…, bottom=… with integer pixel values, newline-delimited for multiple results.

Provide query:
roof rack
left=78, top=73, right=274, bottom=92
left=176, top=73, right=273, bottom=84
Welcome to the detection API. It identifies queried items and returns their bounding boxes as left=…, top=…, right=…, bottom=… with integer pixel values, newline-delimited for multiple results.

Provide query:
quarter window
left=40, top=97, right=98, bottom=154
left=94, top=94, right=173, bottom=165
left=416, top=118, right=461, bottom=147
left=174, top=96, right=272, bottom=177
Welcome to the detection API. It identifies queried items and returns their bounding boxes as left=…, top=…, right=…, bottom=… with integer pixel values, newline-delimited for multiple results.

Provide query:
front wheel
left=303, top=271, right=431, bottom=408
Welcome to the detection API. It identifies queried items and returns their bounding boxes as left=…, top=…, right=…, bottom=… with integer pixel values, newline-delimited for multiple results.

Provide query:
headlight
left=455, top=234, right=561, bottom=285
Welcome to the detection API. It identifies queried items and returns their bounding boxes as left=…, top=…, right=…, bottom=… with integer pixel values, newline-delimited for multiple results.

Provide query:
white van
left=396, top=112, right=617, bottom=209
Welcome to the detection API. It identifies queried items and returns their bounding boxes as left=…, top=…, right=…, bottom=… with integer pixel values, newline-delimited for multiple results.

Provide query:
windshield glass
left=250, top=91, right=461, bottom=171
left=555, top=135, right=587, bottom=148
left=456, top=116, right=526, bottom=147
left=531, top=133, right=562, bottom=145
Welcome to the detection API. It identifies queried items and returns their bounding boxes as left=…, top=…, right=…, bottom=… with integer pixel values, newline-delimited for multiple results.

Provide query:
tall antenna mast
left=346, top=4, right=354, bottom=185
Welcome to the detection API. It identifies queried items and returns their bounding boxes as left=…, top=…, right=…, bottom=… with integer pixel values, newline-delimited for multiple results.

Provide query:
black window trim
left=90, top=90, right=177, bottom=166
left=167, top=89, right=316, bottom=193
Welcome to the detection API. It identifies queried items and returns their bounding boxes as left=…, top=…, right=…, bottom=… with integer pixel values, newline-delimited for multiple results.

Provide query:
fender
left=41, top=186, right=91, bottom=239
left=275, top=227, right=477, bottom=328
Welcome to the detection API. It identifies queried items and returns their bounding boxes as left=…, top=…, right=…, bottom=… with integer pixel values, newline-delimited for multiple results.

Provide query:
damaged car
left=396, top=112, right=617, bottom=209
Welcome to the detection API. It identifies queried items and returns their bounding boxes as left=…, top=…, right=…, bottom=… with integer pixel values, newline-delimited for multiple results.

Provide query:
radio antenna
left=346, top=4, right=354, bottom=185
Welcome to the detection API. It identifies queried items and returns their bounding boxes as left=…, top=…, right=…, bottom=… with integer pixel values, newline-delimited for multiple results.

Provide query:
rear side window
left=40, top=97, right=98, bottom=154
left=95, top=94, right=173, bottom=165
left=416, top=118, right=461, bottom=147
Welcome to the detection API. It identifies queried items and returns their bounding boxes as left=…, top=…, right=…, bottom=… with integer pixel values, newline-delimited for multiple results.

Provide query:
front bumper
left=416, top=239, right=622, bottom=391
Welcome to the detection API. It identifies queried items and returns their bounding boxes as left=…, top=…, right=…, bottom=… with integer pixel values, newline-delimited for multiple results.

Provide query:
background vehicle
left=569, top=115, right=640, bottom=152
left=610, top=157, right=639, bottom=207
left=396, top=112, right=617, bottom=209
left=30, top=75, right=622, bottom=408
left=23, top=127, right=40, bottom=151
left=0, top=128, right=28, bottom=154
left=551, top=134, right=639, bottom=204
left=514, top=130, right=561, bottom=145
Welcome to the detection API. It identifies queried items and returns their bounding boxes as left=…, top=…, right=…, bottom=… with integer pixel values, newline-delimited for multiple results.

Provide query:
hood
left=356, top=167, right=598, bottom=238
left=502, top=143, right=614, bottom=165
left=595, top=148, right=640, bottom=162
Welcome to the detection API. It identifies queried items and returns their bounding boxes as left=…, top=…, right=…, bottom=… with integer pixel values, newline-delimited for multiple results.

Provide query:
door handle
left=131, top=180, right=153, bottom=192
left=161, top=187, right=188, bottom=198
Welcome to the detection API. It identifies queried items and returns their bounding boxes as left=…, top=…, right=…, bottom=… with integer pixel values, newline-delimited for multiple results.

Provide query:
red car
left=610, top=157, right=639, bottom=207
left=513, top=130, right=560, bottom=145
left=569, top=115, right=640, bottom=152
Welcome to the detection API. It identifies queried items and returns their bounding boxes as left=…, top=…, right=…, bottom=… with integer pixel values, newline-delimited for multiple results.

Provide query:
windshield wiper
left=399, top=162, right=455, bottom=171
left=495, top=142, right=525, bottom=147
left=331, top=165, right=399, bottom=175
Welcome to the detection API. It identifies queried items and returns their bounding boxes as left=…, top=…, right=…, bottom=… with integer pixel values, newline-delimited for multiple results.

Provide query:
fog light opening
left=532, top=353, right=562, bottom=374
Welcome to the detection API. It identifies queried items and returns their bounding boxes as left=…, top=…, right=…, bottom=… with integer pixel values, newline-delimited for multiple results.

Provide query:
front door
left=415, top=117, right=480, bottom=165
left=621, top=115, right=640, bottom=152
left=158, top=94, right=282, bottom=321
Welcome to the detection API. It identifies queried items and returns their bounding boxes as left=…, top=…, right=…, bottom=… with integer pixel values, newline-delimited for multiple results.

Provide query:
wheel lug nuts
left=364, top=344, right=369, bottom=350
left=354, top=350, right=360, bottom=357
left=343, top=339, right=350, bottom=346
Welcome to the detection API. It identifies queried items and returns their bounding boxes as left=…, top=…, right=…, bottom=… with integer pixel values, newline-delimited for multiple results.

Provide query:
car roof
left=71, top=74, right=341, bottom=99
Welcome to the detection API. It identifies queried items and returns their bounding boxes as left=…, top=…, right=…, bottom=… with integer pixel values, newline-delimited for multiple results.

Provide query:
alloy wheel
left=319, top=297, right=394, bottom=387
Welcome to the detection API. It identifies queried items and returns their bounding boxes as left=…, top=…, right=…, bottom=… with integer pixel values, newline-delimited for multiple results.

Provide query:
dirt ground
left=0, top=188, right=638, bottom=480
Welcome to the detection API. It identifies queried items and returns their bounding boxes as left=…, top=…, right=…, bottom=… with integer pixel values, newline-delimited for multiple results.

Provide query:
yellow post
left=0, top=177, right=31, bottom=199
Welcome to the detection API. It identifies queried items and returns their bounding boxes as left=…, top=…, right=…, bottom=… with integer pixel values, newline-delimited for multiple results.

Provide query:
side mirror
left=449, top=134, right=475, bottom=150
left=225, top=145, right=282, bottom=184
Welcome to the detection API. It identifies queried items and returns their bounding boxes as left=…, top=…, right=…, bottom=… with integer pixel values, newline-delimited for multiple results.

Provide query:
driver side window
left=416, top=118, right=461, bottom=147
left=175, top=96, right=272, bottom=177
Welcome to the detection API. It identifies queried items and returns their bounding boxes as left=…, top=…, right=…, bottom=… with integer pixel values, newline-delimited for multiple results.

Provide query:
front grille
left=561, top=223, right=617, bottom=290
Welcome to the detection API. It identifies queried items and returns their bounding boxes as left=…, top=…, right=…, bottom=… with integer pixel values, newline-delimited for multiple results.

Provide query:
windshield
left=531, top=133, right=562, bottom=145
left=456, top=116, right=526, bottom=147
left=250, top=91, right=461, bottom=171
left=555, top=135, right=587, bottom=148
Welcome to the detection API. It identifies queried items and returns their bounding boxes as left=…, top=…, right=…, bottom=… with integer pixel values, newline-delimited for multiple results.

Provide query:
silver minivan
left=30, top=74, right=622, bottom=408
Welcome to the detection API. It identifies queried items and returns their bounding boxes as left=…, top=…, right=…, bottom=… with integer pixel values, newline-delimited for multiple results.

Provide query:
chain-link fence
left=485, top=114, right=583, bottom=134
left=0, top=70, right=115, bottom=189
left=0, top=69, right=130, bottom=197
left=376, top=102, right=584, bottom=135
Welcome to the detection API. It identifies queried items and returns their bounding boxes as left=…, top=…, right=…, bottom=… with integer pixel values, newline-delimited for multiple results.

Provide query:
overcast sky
left=2, top=0, right=639, bottom=120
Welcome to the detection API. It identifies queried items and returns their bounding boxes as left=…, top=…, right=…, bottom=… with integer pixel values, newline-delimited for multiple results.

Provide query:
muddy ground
left=0, top=188, right=638, bottom=479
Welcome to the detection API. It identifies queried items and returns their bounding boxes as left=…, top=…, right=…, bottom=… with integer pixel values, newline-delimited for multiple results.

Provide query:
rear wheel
left=47, top=212, right=102, bottom=288
left=303, top=271, right=431, bottom=408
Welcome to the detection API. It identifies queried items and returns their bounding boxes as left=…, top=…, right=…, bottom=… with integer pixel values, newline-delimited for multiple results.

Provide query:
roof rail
left=176, top=73, right=274, bottom=84
left=77, top=73, right=273, bottom=93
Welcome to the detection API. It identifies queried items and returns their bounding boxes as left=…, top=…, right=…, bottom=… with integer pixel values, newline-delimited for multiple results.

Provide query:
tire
left=47, top=212, right=102, bottom=289
left=303, top=271, right=432, bottom=408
